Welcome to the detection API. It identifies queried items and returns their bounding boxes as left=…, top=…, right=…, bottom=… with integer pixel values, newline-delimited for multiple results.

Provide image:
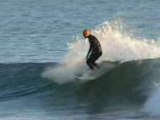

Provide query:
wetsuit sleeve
left=86, top=42, right=93, bottom=59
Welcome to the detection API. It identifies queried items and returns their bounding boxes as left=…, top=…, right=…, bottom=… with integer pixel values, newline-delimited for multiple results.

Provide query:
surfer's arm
left=86, top=43, right=93, bottom=59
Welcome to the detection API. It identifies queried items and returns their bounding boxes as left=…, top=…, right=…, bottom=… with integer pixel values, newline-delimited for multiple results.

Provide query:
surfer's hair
left=83, top=29, right=91, bottom=35
left=83, top=29, right=88, bottom=34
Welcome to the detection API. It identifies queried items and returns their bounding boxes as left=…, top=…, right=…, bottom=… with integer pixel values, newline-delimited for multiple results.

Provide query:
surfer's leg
left=92, top=52, right=102, bottom=68
left=86, top=59, right=94, bottom=69
left=86, top=52, right=102, bottom=70
left=86, top=53, right=96, bottom=70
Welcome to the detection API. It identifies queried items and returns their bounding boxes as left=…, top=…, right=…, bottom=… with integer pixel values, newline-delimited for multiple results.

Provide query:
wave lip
left=42, top=20, right=160, bottom=84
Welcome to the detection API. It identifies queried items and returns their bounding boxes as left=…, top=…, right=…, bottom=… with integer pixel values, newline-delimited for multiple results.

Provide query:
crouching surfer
left=83, top=29, right=102, bottom=70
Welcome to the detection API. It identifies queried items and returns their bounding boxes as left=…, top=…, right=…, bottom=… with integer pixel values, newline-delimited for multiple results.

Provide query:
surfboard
left=75, top=60, right=121, bottom=81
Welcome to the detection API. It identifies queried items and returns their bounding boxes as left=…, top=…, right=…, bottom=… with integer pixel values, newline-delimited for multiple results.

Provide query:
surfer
left=83, top=29, right=102, bottom=70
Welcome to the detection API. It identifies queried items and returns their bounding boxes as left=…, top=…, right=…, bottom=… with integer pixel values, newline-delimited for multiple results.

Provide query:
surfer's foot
left=93, top=63, right=100, bottom=69
left=89, top=67, right=95, bottom=70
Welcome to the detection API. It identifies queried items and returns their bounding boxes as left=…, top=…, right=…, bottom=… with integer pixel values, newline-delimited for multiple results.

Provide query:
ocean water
left=0, top=0, right=160, bottom=120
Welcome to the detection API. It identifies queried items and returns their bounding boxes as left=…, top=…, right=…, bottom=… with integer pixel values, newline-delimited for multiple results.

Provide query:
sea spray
left=42, top=20, right=160, bottom=84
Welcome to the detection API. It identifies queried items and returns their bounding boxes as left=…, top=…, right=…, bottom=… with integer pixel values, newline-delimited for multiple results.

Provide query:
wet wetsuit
left=86, top=35, right=102, bottom=69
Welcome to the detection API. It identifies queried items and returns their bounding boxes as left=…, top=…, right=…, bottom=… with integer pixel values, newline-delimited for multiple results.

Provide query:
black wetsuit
left=86, top=35, right=102, bottom=69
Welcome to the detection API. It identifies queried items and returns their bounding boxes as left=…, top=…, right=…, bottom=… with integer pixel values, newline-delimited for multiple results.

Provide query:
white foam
left=42, top=20, right=160, bottom=84
left=143, top=86, right=160, bottom=116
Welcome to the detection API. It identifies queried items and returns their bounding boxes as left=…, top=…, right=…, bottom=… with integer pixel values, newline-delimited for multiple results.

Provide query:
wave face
left=0, top=58, right=160, bottom=105
left=75, top=58, right=160, bottom=105
left=0, top=63, right=54, bottom=101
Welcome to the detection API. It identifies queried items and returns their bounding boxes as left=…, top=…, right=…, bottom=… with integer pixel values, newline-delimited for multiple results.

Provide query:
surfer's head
left=83, top=29, right=91, bottom=38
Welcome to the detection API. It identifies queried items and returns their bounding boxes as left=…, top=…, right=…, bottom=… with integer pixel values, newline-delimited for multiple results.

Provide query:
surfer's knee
left=87, top=59, right=93, bottom=65
left=86, top=59, right=90, bottom=65
left=99, top=52, right=102, bottom=56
